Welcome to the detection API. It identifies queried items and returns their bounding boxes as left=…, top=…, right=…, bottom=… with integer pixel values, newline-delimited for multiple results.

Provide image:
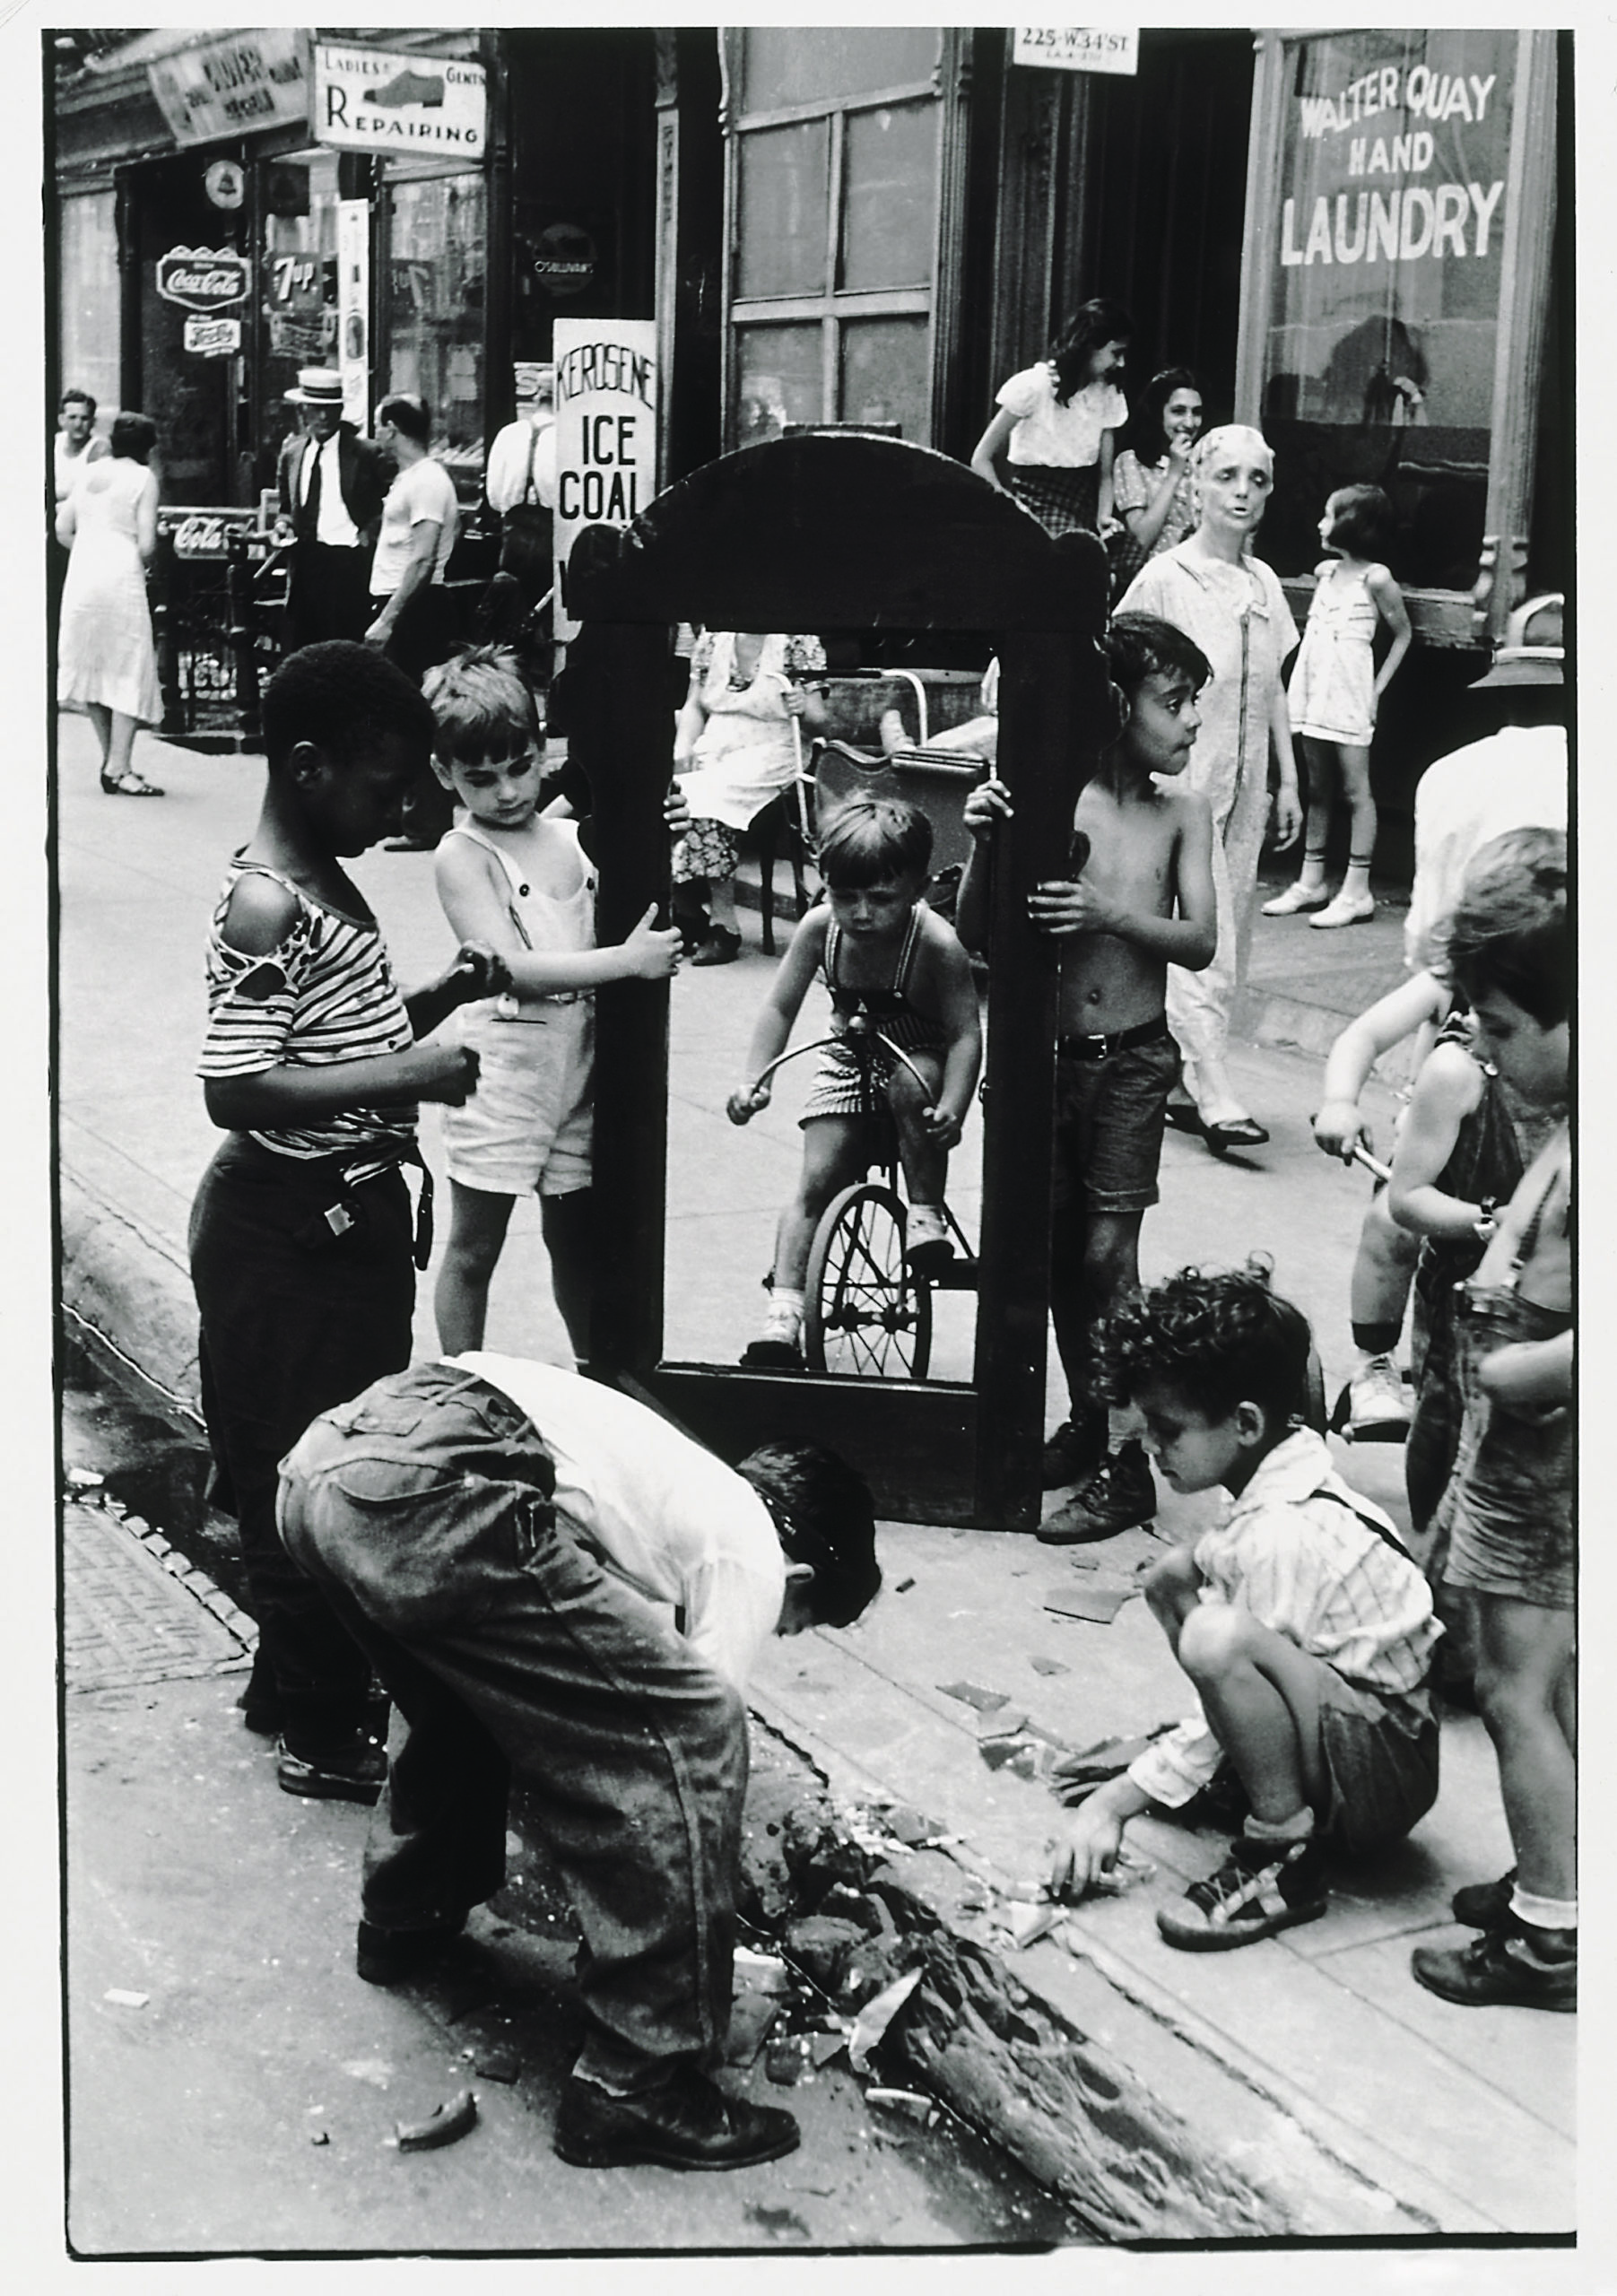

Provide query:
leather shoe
left=276, top=1731, right=387, bottom=1805
left=355, top=1913, right=467, bottom=1985
left=553, top=2068, right=801, bottom=2170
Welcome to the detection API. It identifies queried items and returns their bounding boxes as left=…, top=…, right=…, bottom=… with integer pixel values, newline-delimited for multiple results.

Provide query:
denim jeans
left=277, top=1361, right=748, bottom=2092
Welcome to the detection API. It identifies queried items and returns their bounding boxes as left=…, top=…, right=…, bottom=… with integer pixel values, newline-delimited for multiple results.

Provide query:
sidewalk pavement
left=57, top=711, right=1572, bottom=2239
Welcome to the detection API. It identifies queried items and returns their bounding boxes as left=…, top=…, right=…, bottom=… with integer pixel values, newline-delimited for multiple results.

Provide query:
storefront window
left=726, top=30, right=941, bottom=447
left=1256, top=29, right=1517, bottom=590
left=842, top=103, right=937, bottom=293
left=57, top=190, right=120, bottom=422
left=258, top=149, right=341, bottom=490
left=737, top=122, right=830, bottom=300
left=741, top=28, right=938, bottom=113
left=839, top=317, right=930, bottom=438
left=379, top=169, right=487, bottom=492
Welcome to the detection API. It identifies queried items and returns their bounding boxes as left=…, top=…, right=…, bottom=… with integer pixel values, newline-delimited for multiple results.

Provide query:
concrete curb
left=60, top=1162, right=202, bottom=1418
left=62, top=1155, right=1450, bottom=2239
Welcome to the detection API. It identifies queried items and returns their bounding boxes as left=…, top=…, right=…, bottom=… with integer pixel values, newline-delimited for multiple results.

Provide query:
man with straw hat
left=276, top=368, right=390, bottom=651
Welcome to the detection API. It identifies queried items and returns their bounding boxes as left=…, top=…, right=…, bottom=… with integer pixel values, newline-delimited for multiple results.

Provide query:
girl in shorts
left=424, top=648, right=682, bottom=1360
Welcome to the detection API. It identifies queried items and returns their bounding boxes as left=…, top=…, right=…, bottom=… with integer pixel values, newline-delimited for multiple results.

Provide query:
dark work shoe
left=276, top=1732, right=387, bottom=1805
left=1451, top=1869, right=1517, bottom=1930
left=236, top=1687, right=283, bottom=1737
left=355, top=1914, right=467, bottom=1986
left=740, top=1335, right=804, bottom=1371
left=1041, top=1413, right=1107, bottom=1492
left=1411, top=1918, right=1576, bottom=2012
left=553, top=2069, right=801, bottom=2171
left=1037, top=1440, right=1155, bottom=1544
left=1157, top=1831, right=1329, bottom=1952
left=691, top=925, right=743, bottom=967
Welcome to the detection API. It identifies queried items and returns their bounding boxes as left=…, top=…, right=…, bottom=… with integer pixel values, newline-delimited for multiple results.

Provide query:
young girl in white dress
left=1265, top=483, right=1412, bottom=929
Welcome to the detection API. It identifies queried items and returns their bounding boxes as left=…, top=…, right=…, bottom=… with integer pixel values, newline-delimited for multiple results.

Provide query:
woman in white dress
left=1117, top=426, right=1304, bottom=1151
left=57, top=410, right=163, bottom=796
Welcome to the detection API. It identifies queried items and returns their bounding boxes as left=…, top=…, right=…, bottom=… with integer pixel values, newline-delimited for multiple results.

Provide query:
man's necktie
left=299, top=439, right=323, bottom=541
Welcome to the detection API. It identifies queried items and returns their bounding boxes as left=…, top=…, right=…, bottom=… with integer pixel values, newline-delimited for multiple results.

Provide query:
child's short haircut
left=737, top=1443, right=881, bottom=1627
left=378, top=392, right=431, bottom=446
left=818, top=796, right=933, bottom=889
left=1106, top=1257, right=1313, bottom=1429
left=261, top=639, right=435, bottom=773
left=1440, top=827, right=1569, bottom=1027
left=1326, top=483, right=1393, bottom=559
left=422, top=644, right=538, bottom=762
left=1107, top=613, right=1212, bottom=702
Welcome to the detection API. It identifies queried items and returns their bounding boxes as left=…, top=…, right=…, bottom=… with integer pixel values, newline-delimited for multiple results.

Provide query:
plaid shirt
left=1128, top=1430, right=1441, bottom=1810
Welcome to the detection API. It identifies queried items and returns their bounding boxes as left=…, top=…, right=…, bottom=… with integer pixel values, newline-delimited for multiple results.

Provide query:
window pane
left=1258, top=28, right=1517, bottom=587
left=842, top=101, right=937, bottom=291
left=743, top=28, right=938, bottom=111
left=839, top=317, right=930, bottom=442
left=737, top=324, right=823, bottom=447
left=383, top=172, right=488, bottom=487
left=261, top=151, right=342, bottom=490
left=737, top=120, right=830, bottom=299
left=58, top=192, right=120, bottom=422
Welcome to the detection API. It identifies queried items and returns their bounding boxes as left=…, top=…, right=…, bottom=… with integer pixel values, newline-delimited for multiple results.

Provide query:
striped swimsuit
left=799, top=908, right=950, bottom=1126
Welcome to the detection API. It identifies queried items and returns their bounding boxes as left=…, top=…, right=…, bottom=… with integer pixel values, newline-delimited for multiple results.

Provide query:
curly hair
left=817, top=796, right=933, bottom=890
left=422, top=644, right=539, bottom=762
left=736, top=1443, right=881, bottom=1627
left=1439, top=829, right=1568, bottom=1027
left=1130, top=366, right=1201, bottom=464
left=261, top=640, right=435, bottom=773
left=1106, top=612, right=1212, bottom=703
left=1105, top=1257, right=1313, bottom=1427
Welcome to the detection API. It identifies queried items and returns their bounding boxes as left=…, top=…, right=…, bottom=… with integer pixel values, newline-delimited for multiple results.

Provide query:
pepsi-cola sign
left=155, top=247, right=251, bottom=314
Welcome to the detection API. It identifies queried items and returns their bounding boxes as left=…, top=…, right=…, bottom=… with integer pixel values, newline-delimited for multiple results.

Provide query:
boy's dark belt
left=1056, top=1013, right=1172, bottom=1060
left=230, top=1134, right=435, bottom=1271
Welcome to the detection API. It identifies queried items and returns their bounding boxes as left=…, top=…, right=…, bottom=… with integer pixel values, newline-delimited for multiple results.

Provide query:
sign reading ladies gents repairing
left=314, top=45, right=487, bottom=156
left=552, top=317, right=658, bottom=643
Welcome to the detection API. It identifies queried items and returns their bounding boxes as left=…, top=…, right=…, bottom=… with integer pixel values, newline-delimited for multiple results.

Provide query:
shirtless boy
left=959, top=613, right=1216, bottom=1539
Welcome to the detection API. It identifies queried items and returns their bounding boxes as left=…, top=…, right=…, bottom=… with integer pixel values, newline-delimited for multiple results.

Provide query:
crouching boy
left=1050, top=1261, right=1441, bottom=1950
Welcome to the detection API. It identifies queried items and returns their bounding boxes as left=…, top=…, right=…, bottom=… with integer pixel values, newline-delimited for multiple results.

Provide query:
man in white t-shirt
left=479, top=365, right=558, bottom=653
left=1404, top=595, right=1568, bottom=971
left=54, top=386, right=109, bottom=505
left=277, top=1353, right=881, bottom=2170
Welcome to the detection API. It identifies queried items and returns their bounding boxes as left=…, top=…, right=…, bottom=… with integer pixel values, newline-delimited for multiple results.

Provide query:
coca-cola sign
left=155, top=246, right=252, bottom=314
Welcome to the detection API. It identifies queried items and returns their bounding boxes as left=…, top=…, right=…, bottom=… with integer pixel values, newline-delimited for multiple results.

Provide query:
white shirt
left=485, top=413, right=558, bottom=513
left=1404, top=723, right=1568, bottom=971
left=55, top=430, right=108, bottom=504
left=369, top=457, right=459, bottom=595
left=995, top=365, right=1128, bottom=468
left=299, top=430, right=361, bottom=550
left=449, top=1354, right=787, bottom=1692
left=1126, top=1430, right=1439, bottom=1811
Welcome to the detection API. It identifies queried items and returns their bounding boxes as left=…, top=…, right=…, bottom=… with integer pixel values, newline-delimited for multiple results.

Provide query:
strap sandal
left=100, top=769, right=164, bottom=796
left=1201, top=1115, right=1269, bottom=1154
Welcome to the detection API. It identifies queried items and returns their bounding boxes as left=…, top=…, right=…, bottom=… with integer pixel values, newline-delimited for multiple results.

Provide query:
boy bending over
left=1050, top=1262, right=1441, bottom=1950
left=958, top=613, right=1216, bottom=1540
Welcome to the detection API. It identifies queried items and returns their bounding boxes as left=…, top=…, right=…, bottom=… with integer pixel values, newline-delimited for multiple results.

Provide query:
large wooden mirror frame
left=564, top=433, right=1112, bottom=1530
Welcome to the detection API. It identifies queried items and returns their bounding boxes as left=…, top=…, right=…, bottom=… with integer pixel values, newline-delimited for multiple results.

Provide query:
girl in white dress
left=1265, top=484, right=1412, bottom=929
left=57, top=410, right=163, bottom=796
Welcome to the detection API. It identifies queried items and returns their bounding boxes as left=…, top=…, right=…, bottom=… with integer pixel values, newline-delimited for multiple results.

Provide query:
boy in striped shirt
left=191, top=642, right=508, bottom=1805
left=1050, top=1261, right=1441, bottom=1949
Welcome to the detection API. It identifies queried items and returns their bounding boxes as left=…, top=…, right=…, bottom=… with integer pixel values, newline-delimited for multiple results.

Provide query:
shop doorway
left=1077, top=30, right=1256, bottom=422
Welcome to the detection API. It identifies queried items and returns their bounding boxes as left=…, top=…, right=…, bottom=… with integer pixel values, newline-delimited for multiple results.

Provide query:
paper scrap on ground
left=848, top=1967, right=923, bottom=2074
left=936, top=1680, right=1010, bottom=1712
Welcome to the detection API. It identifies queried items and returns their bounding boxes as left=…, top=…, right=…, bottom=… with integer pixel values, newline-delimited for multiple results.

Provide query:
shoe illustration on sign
left=364, top=70, right=445, bottom=108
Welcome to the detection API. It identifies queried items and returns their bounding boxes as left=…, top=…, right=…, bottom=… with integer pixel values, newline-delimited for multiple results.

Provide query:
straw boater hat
left=284, top=368, right=344, bottom=408
left=1470, top=594, right=1564, bottom=689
